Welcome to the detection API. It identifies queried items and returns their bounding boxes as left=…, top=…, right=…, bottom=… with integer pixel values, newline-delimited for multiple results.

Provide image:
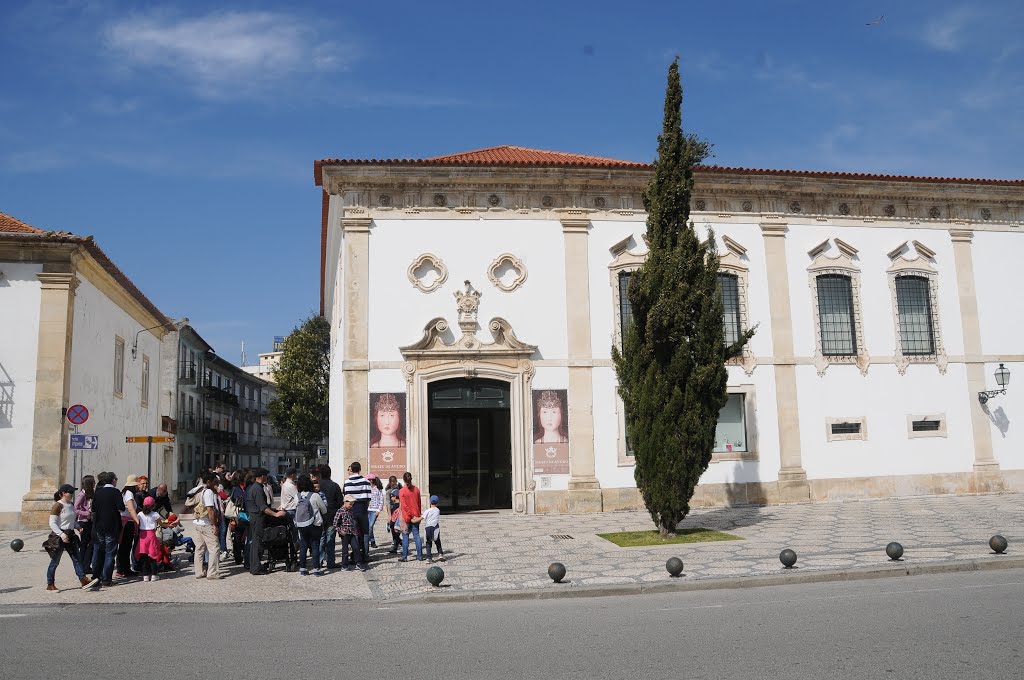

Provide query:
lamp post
left=978, top=363, right=1011, bottom=405
left=132, top=317, right=189, bottom=359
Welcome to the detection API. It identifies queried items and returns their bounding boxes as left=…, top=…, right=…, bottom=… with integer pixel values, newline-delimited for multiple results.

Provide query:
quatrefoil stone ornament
left=487, top=254, right=528, bottom=292
left=407, top=253, right=449, bottom=293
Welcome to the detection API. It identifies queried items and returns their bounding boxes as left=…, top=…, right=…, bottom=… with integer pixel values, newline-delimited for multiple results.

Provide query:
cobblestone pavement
left=1, top=492, right=1020, bottom=605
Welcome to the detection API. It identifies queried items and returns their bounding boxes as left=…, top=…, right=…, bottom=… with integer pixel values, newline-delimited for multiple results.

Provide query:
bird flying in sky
left=866, top=15, right=884, bottom=26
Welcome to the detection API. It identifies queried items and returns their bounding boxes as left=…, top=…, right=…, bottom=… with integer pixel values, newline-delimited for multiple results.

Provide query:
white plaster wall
left=797, top=363, right=976, bottom=479
left=66, top=276, right=164, bottom=484
left=366, top=219, right=568, bottom=361
left=0, top=263, right=41, bottom=514
left=974, top=231, right=1022, bottom=356
left=986, top=360, right=1022, bottom=469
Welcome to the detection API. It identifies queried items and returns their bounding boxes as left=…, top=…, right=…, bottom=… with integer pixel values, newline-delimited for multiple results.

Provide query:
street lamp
left=978, top=363, right=1011, bottom=405
left=132, top=317, right=188, bottom=359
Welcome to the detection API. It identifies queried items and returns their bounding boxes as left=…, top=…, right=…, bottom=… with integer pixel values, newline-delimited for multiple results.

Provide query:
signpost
left=69, top=434, right=99, bottom=490
left=126, top=436, right=175, bottom=483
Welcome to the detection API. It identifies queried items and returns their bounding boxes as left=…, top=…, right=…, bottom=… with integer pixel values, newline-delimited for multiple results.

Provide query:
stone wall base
left=533, top=470, right=1024, bottom=514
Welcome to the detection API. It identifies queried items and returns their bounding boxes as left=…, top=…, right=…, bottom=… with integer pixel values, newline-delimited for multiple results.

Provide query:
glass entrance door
left=427, top=379, right=512, bottom=512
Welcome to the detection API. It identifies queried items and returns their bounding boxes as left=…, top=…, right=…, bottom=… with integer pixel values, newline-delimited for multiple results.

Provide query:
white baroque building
left=315, top=146, right=1023, bottom=514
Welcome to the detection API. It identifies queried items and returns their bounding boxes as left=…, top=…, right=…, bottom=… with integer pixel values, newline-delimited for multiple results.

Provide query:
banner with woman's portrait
left=532, top=389, right=570, bottom=474
left=368, top=392, right=408, bottom=476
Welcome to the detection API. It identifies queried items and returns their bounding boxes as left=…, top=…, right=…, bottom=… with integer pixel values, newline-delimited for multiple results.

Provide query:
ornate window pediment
left=886, top=241, right=947, bottom=375
left=808, top=239, right=869, bottom=376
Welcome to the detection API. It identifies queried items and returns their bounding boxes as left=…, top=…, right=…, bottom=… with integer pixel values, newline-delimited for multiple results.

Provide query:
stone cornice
left=321, top=164, right=1024, bottom=227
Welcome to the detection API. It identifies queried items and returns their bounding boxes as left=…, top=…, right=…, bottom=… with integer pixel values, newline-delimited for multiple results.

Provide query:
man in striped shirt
left=343, top=461, right=372, bottom=568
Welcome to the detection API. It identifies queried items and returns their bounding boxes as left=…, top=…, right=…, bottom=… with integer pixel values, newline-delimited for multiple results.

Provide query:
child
left=424, top=495, right=445, bottom=563
left=387, top=488, right=402, bottom=554
left=135, top=496, right=164, bottom=582
left=333, top=495, right=364, bottom=571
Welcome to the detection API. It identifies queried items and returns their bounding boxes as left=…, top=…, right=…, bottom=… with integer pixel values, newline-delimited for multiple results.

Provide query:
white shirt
left=424, top=507, right=440, bottom=528
left=193, top=488, right=220, bottom=526
left=49, top=499, right=78, bottom=534
left=120, top=489, right=137, bottom=519
left=281, top=478, right=298, bottom=511
left=138, top=511, right=160, bottom=531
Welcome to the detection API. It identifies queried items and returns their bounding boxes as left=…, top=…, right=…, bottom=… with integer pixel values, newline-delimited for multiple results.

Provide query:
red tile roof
left=0, top=211, right=43, bottom=233
left=0, top=213, right=170, bottom=327
left=314, top=145, right=649, bottom=184
left=314, top=145, right=1024, bottom=187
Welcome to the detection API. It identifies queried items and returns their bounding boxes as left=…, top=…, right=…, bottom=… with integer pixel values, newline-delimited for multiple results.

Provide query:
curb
left=386, top=555, right=1024, bottom=605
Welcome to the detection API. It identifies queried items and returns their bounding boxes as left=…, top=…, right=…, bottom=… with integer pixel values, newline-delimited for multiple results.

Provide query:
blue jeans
left=47, top=535, right=86, bottom=585
left=367, top=510, right=379, bottom=551
left=425, top=525, right=443, bottom=559
left=401, top=523, right=423, bottom=560
left=296, top=524, right=322, bottom=571
left=218, top=513, right=228, bottom=553
left=90, top=530, right=118, bottom=583
left=321, top=526, right=337, bottom=568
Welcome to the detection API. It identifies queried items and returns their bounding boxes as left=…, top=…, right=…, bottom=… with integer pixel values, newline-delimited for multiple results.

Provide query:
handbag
left=224, top=497, right=240, bottom=520
left=42, top=532, right=63, bottom=558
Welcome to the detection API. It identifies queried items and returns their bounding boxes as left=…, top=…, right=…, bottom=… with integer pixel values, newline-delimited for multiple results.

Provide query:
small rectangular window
left=714, top=393, right=747, bottom=453
left=113, top=337, right=125, bottom=397
left=908, top=414, right=946, bottom=438
left=830, top=422, right=861, bottom=435
left=141, top=355, right=150, bottom=407
left=826, top=417, right=867, bottom=441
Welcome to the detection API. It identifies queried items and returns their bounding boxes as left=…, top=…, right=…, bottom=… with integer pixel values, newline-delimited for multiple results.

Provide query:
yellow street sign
left=126, top=436, right=175, bottom=443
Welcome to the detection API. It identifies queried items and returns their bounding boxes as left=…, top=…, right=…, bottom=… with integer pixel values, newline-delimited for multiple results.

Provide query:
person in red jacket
left=397, top=472, right=423, bottom=561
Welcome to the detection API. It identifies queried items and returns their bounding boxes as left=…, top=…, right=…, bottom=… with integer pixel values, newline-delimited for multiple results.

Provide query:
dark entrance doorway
left=427, top=378, right=512, bottom=512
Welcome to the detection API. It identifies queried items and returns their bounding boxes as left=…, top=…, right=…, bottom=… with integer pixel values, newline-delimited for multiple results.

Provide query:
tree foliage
left=611, top=60, right=754, bottom=534
left=268, top=314, right=330, bottom=452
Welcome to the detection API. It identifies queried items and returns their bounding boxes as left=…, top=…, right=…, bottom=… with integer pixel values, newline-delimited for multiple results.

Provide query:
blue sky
left=2, top=1, right=1022, bottom=360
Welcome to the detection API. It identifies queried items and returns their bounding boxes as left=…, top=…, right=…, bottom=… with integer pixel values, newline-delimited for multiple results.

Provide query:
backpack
left=294, top=492, right=317, bottom=528
left=186, top=488, right=209, bottom=521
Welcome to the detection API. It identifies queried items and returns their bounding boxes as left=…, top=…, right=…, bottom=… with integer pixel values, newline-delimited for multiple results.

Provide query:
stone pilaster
left=949, top=230, right=999, bottom=475
left=341, top=217, right=371, bottom=473
left=21, top=268, right=78, bottom=527
left=561, top=218, right=602, bottom=512
left=760, top=224, right=810, bottom=501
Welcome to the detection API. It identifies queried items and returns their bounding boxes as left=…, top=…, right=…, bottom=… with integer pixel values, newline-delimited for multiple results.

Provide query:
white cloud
left=103, top=10, right=350, bottom=97
left=922, top=7, right=977, bottom=51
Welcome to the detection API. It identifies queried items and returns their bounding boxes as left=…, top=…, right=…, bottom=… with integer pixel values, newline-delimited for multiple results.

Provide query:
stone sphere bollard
left=548, top=562, right=566, bottom=583
left=989, top=535, right=1008, bottom=554
left=779, top=549, right=797, bottom=569
left=9, top=539, right=24, bottom=552
left=666, top=557, right=684, bottom=577
left=885, top=542, right=904, bottom=561
left=426, top=566, right=445, bottom=587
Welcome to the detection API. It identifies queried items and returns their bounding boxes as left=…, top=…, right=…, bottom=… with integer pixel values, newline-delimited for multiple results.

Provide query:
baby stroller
left=260, top=514, right=297, bottom=572
left=159, top=513, right=192, bottom=571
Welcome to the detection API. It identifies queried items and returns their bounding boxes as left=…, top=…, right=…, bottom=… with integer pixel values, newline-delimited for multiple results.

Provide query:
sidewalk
left=1, top=492, right=1020, bottom=606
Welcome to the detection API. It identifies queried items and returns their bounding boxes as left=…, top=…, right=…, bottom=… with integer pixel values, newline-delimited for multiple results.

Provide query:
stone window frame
left=807, top=239, right=870, bottom=376
left=406, top=253, right=449, bottom=293
left=609, top=235, right=646, bottom=465
left=711, top=384, right=759, bottom=463
left=113, top=335, right=125, bottom=398
left=886, top=241, right=948, bottom=375
left=825, top=416, right=868, bottom=442
left=907, top=413, right=947, bottom=439
left=719, top=235, right=757, bottom=377
left=141, top=354, right=150, bottom=408
left=487, top=253, right=528, bottom=292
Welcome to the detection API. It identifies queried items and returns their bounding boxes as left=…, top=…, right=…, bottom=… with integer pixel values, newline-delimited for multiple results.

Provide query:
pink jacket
left=73, top=490, right=92, bottom=523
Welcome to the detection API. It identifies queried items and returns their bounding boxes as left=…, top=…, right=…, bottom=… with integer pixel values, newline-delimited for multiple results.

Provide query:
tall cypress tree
left=612, top=60, right=754, bottom=535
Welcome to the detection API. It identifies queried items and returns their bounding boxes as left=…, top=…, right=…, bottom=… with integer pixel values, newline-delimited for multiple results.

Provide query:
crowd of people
left=44, top=461, right=446, bottom=591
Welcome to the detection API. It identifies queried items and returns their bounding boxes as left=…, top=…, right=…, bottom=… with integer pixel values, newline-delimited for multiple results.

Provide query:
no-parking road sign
left=67, top=404, right=89, bottom=425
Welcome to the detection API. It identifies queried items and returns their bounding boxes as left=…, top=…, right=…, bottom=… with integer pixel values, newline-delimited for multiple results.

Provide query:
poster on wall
left=532, top=389, right=570, bottom=475
left=368, top=392, right=408, bottom=477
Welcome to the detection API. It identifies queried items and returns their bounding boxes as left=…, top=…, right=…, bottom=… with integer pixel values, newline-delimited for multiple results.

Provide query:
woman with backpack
left=293, top=473, right=327, bottom=576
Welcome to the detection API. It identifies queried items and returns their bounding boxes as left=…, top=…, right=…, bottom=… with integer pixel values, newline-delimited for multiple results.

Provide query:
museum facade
left=315, top=145, right=1023, bottom=514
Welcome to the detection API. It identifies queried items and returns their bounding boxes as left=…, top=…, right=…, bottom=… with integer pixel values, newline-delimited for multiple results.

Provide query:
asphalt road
left=3, top=568, right=1022, bottom=679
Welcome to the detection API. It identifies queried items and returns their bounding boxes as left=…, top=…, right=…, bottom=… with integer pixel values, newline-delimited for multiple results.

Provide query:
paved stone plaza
left=1, top=492, right=1020, bottom=605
